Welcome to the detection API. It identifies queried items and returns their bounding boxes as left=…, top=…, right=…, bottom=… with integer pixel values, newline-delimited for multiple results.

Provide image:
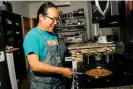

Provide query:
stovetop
left=78, top=71, right=133, bottom=88
left=75, top=53, right=133, bottom=88
left=79, top=85, right=133, bottom=89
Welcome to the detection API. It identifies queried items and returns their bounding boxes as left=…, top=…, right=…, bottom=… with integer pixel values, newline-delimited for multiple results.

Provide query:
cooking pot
left=75, top=64, right=113, bottom=79
left=83, top=53, right=114, bottom=65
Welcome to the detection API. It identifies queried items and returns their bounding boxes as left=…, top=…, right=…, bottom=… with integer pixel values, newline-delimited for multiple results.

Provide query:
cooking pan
left=74, top=64, right=113, bottom=79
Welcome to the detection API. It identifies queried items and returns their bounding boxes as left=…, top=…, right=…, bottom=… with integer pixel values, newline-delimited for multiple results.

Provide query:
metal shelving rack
left=56, top=16, right=87, bottom=43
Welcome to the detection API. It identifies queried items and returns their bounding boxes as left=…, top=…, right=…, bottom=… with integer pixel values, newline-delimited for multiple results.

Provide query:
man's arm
left=27, top=54, right=74, bottom=78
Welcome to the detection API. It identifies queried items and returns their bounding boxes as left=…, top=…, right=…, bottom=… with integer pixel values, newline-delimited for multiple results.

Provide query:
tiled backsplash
left=99, top=27, right=120, bottom=36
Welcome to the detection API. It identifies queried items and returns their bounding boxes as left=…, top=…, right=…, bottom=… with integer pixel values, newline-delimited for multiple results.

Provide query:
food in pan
left=86, top=68, right=112, bottom=77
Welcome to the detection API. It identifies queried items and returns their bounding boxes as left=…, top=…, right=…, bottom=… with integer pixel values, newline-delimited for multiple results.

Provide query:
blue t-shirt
left=23, top=27, right=58, bottom=61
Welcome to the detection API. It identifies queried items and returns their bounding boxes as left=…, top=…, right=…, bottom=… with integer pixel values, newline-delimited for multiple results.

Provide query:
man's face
left=40, top=7, right=59, bottom=32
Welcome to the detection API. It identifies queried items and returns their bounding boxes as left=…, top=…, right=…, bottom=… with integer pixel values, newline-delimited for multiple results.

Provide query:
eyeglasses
left=45, top=15, right=59, bottom=22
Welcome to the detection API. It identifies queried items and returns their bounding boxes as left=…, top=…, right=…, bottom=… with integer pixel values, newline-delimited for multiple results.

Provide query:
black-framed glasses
left=45, top=15, right=59, bottom=22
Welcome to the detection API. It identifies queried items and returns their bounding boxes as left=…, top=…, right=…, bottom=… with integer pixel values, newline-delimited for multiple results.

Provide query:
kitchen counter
left=65, top=43, right=133, bottom=89
left=6, top=48, right=19, bottom=53
left=88, top=85, right=133, bottom=89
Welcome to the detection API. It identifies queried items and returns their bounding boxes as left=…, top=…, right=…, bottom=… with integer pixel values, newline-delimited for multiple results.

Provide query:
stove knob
left=74, top=81, right=79, bottom=86
left=74, top=76, right=78, bottom=80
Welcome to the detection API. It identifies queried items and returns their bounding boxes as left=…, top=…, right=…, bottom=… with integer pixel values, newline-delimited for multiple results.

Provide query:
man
left=23, top=1, right=74, bottom=89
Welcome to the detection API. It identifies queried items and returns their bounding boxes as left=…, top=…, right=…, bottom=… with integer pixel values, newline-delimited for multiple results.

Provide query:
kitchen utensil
left=74, top=65, right=113, bottom=79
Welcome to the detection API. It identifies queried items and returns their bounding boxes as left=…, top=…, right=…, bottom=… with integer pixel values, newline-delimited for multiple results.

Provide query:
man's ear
left=39, top=14, right=45, bottom=20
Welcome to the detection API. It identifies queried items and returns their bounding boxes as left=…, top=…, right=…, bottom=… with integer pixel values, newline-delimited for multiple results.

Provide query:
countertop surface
left=87, top=85, right=133, bottom=89
left=6, top=48, right=19, bottom=53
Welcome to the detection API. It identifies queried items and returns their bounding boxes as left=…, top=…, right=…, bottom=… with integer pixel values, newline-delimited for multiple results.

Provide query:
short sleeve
left=23, top=34, right=40, bottom=57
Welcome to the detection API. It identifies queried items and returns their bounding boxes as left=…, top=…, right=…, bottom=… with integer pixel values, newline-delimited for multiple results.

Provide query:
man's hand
left=59, top=67, right=74, bottom=78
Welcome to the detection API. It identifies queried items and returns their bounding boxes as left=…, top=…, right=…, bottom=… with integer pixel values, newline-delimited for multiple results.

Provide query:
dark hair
left=36, top=1, right=57, bottom=25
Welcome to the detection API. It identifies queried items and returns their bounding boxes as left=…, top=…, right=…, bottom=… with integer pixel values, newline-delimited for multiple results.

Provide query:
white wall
left=29, top=2, right=43, bottom=18
left=0, top=1, right=29, bottom=17
left=0, top=1, right=3, bottom=6
left=11, top=1, right=29, bottom=17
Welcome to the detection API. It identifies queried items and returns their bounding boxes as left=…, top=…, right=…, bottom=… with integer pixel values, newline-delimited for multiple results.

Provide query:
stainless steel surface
left=73, top=72, right=84, bottom=75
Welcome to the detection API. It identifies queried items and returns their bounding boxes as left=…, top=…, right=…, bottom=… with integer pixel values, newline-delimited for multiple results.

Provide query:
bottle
left=77, top=20, right=81, bottom=25
left=78, top=8, right=84, bottom=16
left=73, top=10, right=76, bottom=17
left=82, top=8, right=85, bottom=16
left=70, top=12, right=73, bottom=17
left=68, top=13, right=70, bottom=18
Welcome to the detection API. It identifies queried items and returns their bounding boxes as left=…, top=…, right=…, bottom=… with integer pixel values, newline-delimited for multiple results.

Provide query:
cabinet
left=56, top=16, right=87, bottom=43
left=0, top=10, right=27, bottom=88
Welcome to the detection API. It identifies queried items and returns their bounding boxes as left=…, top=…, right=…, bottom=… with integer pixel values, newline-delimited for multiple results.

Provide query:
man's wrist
left=55, top=67, right=63, bottom=74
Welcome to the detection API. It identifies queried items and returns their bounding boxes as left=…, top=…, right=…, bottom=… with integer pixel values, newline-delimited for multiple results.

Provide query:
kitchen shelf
left=57, top=15, right=87, bottom=44
left=57, top=29, right=84, bottom=32
left=59, top=35, right=83, bottom=37
left=56, top=25, right=86, bottom=28
left=59, top=16, right=85, bottom=20
left=59, top=38, right=84, bottom=43
left=65, top=41, right=84, bottom=43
